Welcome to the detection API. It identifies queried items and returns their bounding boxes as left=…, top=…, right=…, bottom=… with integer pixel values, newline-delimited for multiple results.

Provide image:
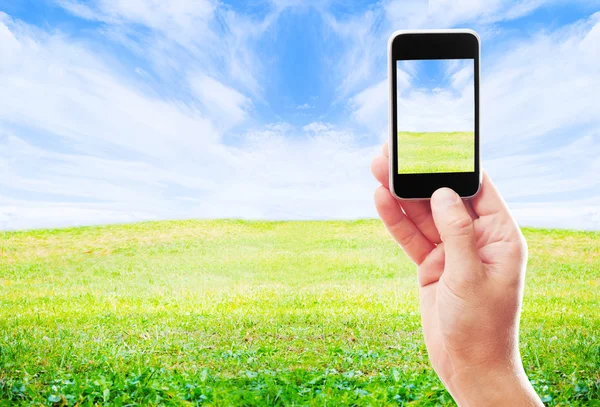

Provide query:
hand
left=371, top=144, right=543, bottom=407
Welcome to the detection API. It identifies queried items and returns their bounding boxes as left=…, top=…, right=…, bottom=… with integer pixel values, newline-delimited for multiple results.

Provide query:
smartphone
left=388, top=29, right=481, bottom=199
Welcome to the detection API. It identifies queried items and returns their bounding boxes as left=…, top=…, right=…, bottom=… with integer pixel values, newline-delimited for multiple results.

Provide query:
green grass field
left=1, top=221, right=599, bottom=406
left=397, top=132, right=475, bottom=174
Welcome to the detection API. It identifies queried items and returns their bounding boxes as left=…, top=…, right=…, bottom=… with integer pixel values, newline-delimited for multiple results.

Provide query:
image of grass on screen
left=397, top=59, right=475, bottom=174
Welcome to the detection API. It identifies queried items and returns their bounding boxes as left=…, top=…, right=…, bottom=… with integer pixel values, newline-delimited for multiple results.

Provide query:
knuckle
left=445, top=214, right=473, bottom=236
left=370, top=156, right=380, bottom=174
left=388, top=215, right=408, bottom=237
left=387, top=216, right=422, bottom=252
left=373, top=186, right=388, bottom=203
left=519, top=232, right=528, bottom=255
left=411, top=208, right=432, bottom=227
left=398, top=229, right=418, bottom=248
left=505, top=238, right=527, bottom=262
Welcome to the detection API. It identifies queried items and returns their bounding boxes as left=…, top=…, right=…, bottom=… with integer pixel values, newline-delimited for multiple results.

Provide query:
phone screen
left=396, top=59, right=475, bottom=175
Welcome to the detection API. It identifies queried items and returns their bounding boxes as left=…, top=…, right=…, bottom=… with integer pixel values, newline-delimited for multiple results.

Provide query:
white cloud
left=346, top=12, right=600, bottom=142
left=1, top=3, right=600, bottom=231
left=58, top=0, right=217, bottom=46
left=485, top=132, right=600, bottom=200
left=349, top=61, right=475, bottom=135
left=324, top=9, right=384, bottom=97
left=57, top=0, right=278, bottom=97
left=188, top=74, right=252, bottom=128
left=482, top=12, right=600, bottom=145
left=386, top=0, right=598, bottom=28
left=510, top=198, right=600, bottom=231
left=396, top=60, right=474, bottom=132
left=424, top=0, right=545, bottom=27
left=0, top=11, right=380, bottom=231
left=0, top=121, right=379, bottom=230
left=0, top=199, right=161, bottom=231
left=0, top=15, right=226, bottom=160
left=349, top=79, right=388, bottom=136
left=450, top=64, right=473, bottom=91
left=0, top=11, right=232, bottom=230
left=330, top=0, right=600, bottom=98
left=397, top=88, right=474, bottom=132
left=346, top=11, right=600, bottom=229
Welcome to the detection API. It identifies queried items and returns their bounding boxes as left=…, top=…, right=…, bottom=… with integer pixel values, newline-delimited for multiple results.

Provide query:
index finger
left=371, top=149, right=441, bottom=244
left=470, top=172, right=522, bottom=239
left=382, top=141, right=389, bottom=157
left=374, top=186, right=435, bottom=265
left=471, top=172, right=511, bottom=218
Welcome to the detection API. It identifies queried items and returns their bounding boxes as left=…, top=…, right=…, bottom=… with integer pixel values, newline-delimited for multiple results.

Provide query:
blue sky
left=0, top=0, right=599, bottom=230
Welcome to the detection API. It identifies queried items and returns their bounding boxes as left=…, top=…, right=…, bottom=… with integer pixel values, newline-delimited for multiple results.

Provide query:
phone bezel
left=388, top=29, right=481, bottom=200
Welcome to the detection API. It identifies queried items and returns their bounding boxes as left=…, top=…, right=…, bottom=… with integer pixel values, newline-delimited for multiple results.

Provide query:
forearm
left=446, top=364, right=544, bottom=407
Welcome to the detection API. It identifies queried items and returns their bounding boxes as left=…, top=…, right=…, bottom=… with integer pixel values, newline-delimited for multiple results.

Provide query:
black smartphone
left=388, top=30, right=481, bottom=199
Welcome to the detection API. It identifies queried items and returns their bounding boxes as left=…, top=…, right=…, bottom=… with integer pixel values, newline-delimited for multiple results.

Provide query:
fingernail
left=432, top=188, right=459, bottom=207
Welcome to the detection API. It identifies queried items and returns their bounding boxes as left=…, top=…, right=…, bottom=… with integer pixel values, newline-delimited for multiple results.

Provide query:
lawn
left=0, top=220, right=599, bottom=406
left=397, top=132, right=475, bottom=174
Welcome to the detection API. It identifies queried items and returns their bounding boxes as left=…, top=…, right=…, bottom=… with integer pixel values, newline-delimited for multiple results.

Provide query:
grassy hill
left=1, top=220, right=598, bottom=406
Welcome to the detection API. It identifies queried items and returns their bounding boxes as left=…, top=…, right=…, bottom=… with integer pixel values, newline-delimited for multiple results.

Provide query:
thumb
left=431, top=188, right=483, bottom=280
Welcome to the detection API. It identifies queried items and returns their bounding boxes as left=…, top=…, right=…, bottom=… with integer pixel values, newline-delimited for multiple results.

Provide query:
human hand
left=371, top=144, right=543, bottom=406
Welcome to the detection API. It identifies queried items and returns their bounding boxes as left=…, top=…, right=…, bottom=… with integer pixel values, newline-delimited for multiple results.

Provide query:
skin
left=371, top=143, right=544, bottom=407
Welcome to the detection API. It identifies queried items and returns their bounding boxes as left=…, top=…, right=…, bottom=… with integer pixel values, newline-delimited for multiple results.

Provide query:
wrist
left=445, top=363, right=543, bottom=407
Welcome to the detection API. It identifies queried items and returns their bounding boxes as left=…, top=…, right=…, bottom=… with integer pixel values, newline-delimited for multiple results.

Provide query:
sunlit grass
left=0, top=221, right=598, bottom=406
left=397, top=131, right=475, bottom=174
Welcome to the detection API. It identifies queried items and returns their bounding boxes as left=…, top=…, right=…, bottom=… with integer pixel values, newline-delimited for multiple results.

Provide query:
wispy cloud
left=0, top=2, right=599, bottom=230
left=0, top=7, right=378, bottom=230
left=188, top=73, right=253, bottom=129
left=0, top=121, right=378, bottom=229
left=57, top=0, right=277, bottom=96
left=395, top=60, right=475, bottom=132
left=341, top=8, right=600, bottom=228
